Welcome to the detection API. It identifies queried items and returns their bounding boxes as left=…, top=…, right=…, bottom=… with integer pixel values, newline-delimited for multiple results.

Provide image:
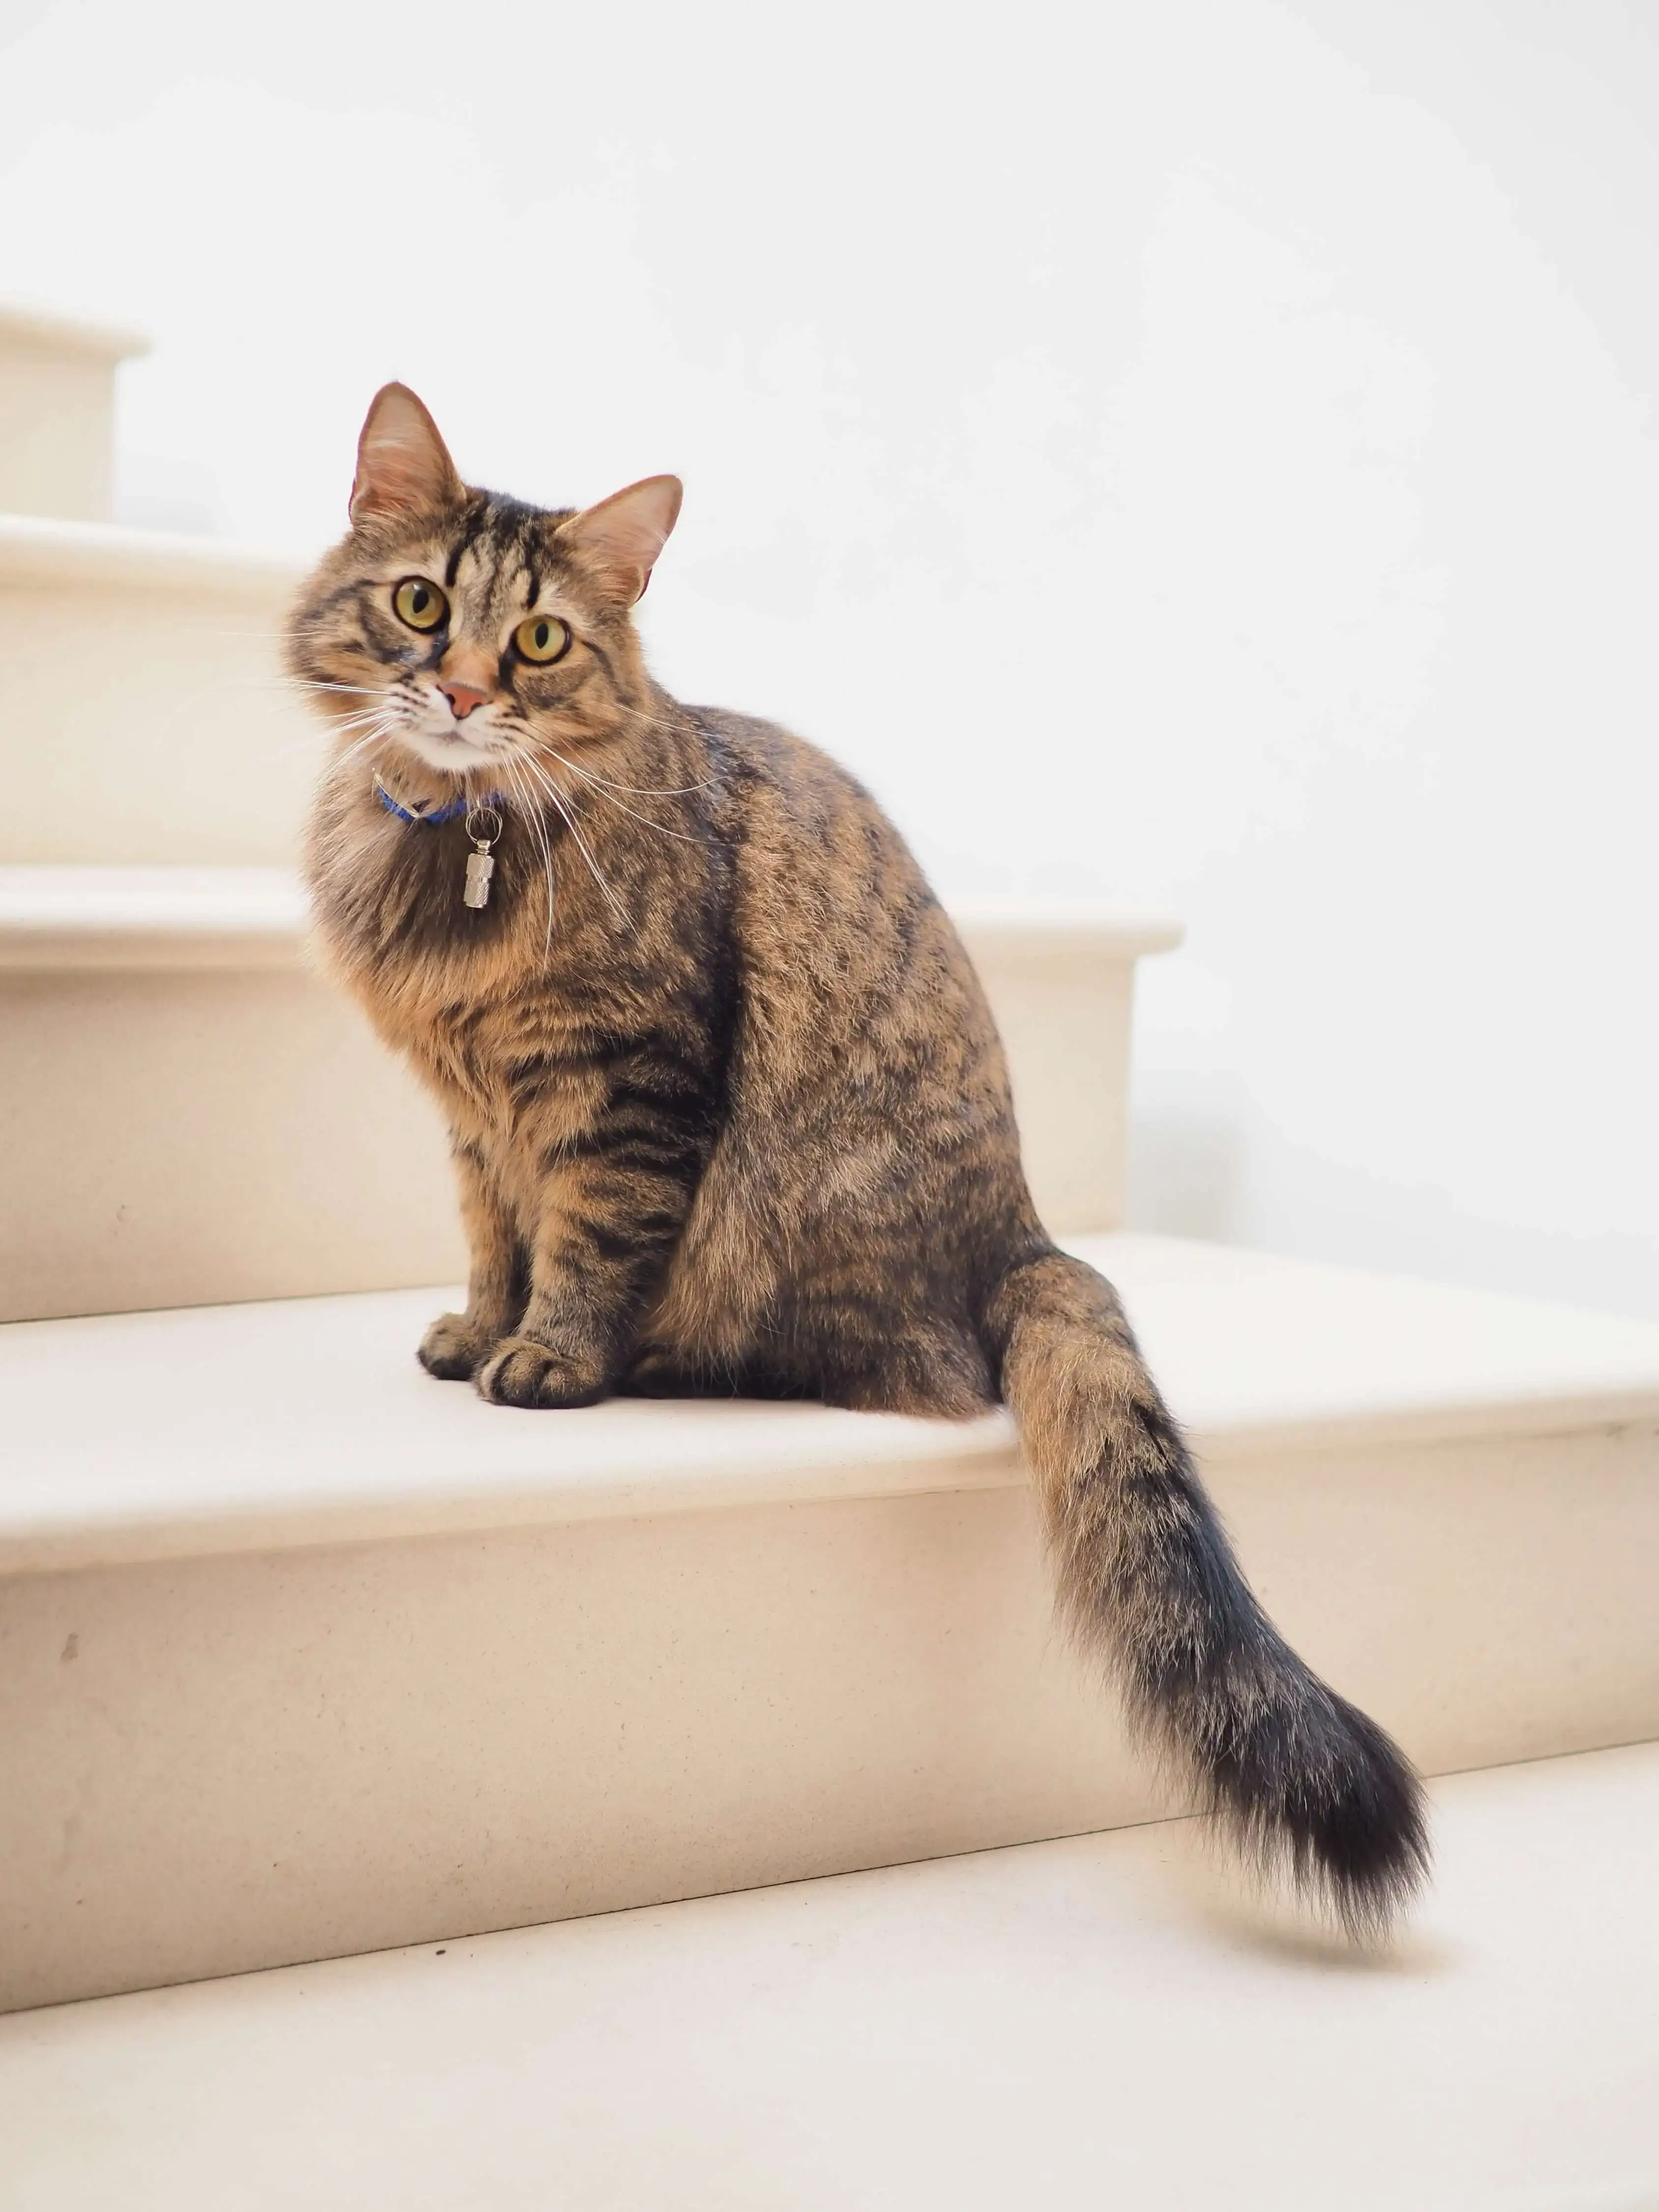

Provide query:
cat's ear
left=558, top=475, right=682, bottom=605
left=349, top=384, right=462, bottom=524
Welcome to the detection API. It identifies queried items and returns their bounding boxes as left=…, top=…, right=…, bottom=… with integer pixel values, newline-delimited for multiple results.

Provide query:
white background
left=2, top=0, right=1655, bottom=1314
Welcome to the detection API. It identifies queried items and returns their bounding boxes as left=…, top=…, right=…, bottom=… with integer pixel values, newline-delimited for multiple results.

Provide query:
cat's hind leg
left=790, top=1291, right=998, bottom=1419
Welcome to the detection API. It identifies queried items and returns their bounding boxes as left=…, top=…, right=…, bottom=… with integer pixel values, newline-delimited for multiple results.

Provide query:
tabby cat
left=287, top=384, right=1427, bottom=1932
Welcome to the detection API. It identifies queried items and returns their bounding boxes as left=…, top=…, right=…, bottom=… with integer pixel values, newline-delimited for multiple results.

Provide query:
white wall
left=2, top=0, right=1656, bottom=1315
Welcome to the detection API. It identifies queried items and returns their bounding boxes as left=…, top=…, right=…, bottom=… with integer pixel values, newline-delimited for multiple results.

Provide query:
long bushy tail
left=984, top=1249, right=1427, bottom=1934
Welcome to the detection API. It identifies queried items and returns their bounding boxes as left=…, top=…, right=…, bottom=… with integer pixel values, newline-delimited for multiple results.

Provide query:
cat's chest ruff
left=322, top=815, right=546, bottom=991
left=402, top=998, right=611, bottom=1163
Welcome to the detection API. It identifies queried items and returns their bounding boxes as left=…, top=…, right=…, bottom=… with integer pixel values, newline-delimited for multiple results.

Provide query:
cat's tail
left=982, top=1248, right=1428, bottom=1934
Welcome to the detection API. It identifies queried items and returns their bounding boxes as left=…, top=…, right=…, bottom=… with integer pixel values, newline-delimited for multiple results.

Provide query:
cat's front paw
left=475, top=1336, right=608, bottom=1409
left=418, top=1312, right=487, bottom=1381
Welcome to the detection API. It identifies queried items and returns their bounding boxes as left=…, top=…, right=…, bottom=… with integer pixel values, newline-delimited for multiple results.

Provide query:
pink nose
left=438, top=682, right=488, bottom=720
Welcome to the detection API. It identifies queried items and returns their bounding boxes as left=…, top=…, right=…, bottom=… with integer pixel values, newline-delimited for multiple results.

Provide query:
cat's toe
left=475, top=1337, right=606, bottom=1408
left=418, top=1313, right=483, bottom=1381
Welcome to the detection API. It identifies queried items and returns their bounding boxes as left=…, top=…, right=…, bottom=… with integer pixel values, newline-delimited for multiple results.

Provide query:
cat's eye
left=514, top=614, right=572, bottom=665
left=392, top=577, right=447, bottom=632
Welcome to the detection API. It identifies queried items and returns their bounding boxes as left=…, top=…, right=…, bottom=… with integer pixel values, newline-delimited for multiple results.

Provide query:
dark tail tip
left=1207, top=1671, right=1430, bottom=1938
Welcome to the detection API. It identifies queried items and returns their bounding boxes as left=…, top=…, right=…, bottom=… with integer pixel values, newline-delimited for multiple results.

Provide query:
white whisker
left=512, top=750, right=627, bottom=924
left=494, top=703, right=713, bottom=791
left=534, top=742, right=703, bottom=843
left=547, top=734, right=714, bottom=798
left=323, top=720, right=405, bottom=774
left=500, top=754, right=558, bottom=959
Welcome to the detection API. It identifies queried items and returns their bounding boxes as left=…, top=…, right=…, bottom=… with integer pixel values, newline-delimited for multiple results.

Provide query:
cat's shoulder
left=682, top=705, right=875, bottom=809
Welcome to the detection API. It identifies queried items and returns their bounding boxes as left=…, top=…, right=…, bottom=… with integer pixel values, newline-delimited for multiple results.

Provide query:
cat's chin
left=390, top=727, right=503, bottom=777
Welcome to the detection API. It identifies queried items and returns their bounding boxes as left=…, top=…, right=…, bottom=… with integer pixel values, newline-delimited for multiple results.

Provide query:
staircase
left=1, top=313, right=1655, bottom=2206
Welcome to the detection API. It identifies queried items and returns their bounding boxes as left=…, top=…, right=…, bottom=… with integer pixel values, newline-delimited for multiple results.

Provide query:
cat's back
left=691, top=702, right=961, bottom=976
left=650, top=702, right=1032, bottom=1397
left=687, top=702, right=1010, bottom=1131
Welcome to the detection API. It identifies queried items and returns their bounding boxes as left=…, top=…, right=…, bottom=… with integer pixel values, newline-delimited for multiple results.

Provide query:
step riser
left=4, top=1750, right=1654, bottom=2210
left=0, top=312, right=144, bottom=525
left=1, top=967, right=466, bottom=1322
left=0, top=348, right=114, bottom=524
left=3, top=1412, right=1653, bottom=2011
left=0, top=571, right=312, bottom=868
left=0, top=925, right=1144, bottom=1321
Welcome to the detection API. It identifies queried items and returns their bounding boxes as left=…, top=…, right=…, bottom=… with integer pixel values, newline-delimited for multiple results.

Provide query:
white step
left=2, top=1742, right=1654, bottom=2210
left=0, top=867, right=1179, bottom=1320
left=0, top=307, right=146, bottom=524
left=0, top=291, right=301, bottom=870
left=3, top=1234, right=1656, bottom=2011
left=0, top=517, right=312, bottom=870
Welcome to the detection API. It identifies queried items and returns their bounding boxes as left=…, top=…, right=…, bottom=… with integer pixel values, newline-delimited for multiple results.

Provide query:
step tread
left=0, top=304, right=148, bottom=362
left=0, top=864, right=1184, bottom=969
left=2, top=1742, right=1653, bottom=2211
left=3, top=1235, right=1657, bottom=1573
left=0, top=510, right=301, bottom=595
left=0, top=863, right=306, bottom=969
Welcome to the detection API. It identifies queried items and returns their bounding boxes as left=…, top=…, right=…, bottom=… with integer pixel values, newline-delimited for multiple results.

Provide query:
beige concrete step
left=0, top=867, right=1180, bottom=1319
left=2, top=1742, right=1654, bottom=2210
left=0, top=516, right=312, bottom=871
left=0, top=298, right=308, bottom=868
left=2, top=1234, right=1655, bottom=2011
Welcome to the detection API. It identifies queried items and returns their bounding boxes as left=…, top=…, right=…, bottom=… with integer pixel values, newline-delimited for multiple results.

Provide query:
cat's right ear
left=349, top=384, right=462, bottom=525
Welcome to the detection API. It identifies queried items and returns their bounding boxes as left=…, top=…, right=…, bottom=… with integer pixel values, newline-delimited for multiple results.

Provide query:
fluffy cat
left=287, top=384, right=1427, bottom=1932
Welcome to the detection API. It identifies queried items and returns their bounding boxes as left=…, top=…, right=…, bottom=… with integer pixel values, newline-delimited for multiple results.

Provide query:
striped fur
left=286, top=384, right=1427, bottom=1931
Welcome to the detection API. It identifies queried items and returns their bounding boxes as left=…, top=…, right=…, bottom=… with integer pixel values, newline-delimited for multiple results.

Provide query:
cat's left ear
left=558, top=475, right=682, bottom=605
left=349, top=384, right=462, bottom=524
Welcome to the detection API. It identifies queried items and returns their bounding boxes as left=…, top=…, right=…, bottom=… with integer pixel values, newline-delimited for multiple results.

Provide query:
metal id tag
left=464, top=848, right=495, bottom=908
left=462, top=806, right=503, bottom=910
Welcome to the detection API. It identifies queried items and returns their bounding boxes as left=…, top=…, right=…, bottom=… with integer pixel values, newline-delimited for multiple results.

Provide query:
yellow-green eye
left=392, top=577, right=447, bottom=631
left=514, top=614, right=572, bottom=664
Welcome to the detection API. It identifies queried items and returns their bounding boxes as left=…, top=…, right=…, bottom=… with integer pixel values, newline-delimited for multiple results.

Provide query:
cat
left=287, top=383, right=1427, bottom=1933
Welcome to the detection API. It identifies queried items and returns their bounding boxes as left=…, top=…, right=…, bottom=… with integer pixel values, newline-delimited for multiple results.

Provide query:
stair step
left=3, top=1742, right=1654, bottom=2210
left=3, top=1235, right=1655, bottom=2011
left=0, top=868, right=1179, bottom=1318
left=0, top=514, right=311, bottom=869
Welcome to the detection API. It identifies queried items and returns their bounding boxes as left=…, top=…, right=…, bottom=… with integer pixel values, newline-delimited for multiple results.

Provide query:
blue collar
left=375, top=781, right=504, bottom=826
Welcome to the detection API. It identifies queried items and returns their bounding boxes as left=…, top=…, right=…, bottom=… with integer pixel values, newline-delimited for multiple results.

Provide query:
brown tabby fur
left=287, top=385, right=1428, bottom=1933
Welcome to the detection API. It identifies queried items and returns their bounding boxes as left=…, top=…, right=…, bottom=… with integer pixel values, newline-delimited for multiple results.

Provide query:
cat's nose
left=438, top=681, right=489, bottom=720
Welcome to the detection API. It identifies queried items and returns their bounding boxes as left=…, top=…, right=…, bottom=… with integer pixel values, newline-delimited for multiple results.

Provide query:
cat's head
left=286, top=384, right=681, bottom=787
